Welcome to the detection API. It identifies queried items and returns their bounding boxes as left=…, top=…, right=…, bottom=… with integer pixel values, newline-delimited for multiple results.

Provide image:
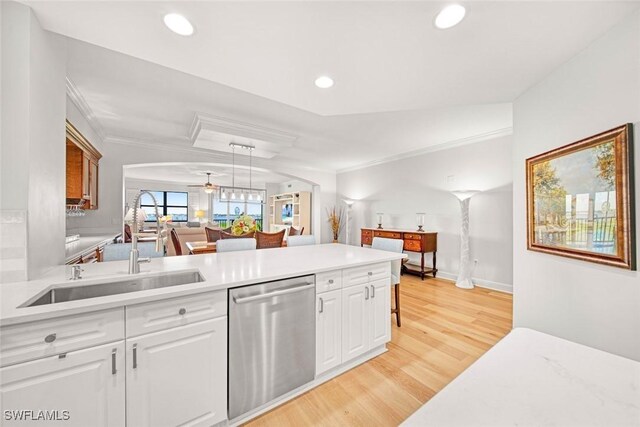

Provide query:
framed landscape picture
left=526, top=124, right=635, bottom=270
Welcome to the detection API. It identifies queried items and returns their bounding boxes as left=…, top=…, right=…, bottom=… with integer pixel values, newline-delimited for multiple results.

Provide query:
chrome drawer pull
left=371, top=285, right=375, bottom=298
left=319, top=297, right=324, bottom=313
left=179, top=308, right=186, bottom=315
left=112, top=348, right=117, bottom=375
left=368, top=272, right=373, bottom=276
left=44, top=333, right=56, bottom=343
left=328, top=279, right=334, bottom=284
left=365, top=287, right=370, bottom=300
left=133, top=344, right=138, bottom=369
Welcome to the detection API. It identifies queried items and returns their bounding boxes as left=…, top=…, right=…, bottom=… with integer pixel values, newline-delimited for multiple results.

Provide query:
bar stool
left=371, top=237, right=404, bottom=327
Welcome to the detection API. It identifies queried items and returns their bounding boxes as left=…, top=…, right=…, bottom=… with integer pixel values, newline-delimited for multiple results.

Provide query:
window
left=212, top=190, right=265, bottom=230
left=140, top=191, right=188, bottom=222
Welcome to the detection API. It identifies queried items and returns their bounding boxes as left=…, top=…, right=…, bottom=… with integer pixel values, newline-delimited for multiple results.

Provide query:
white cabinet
left=341, top=284, right=370, bottom=362
left=0, top=341, right=125, bottom=427
left=341, top=279, right=390, bottom=363
left=0, top=291, right=227, bottom=427
left=126, top=317, right=227, bottom=427
left=370, top=279, right=391, bottom=348
left=316, top=289, right=342, bottom=375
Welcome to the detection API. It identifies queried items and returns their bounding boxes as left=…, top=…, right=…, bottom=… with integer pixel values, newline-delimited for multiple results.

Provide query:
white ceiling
left=64, top=36, right=513, bottom=170
left=123, top=163, right=290, bottom=187
left=25, top=1, right=639, bottom=116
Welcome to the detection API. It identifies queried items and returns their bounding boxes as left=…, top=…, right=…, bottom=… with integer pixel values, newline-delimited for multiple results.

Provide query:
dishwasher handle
left=233, top=283, right=315, bottom=304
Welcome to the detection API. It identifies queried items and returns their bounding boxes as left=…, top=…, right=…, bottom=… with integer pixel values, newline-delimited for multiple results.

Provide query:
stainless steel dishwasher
left=228, top=275, right=315, bottom=420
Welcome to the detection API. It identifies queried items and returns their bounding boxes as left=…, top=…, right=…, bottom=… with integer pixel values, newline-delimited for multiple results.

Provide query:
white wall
left=0, top=2, right=66, bottom=281
left=337, top=136, right=513, bottom=291
left=513, top=11, right=640, bottom=361
left=66, top=95, right=104, bottom=153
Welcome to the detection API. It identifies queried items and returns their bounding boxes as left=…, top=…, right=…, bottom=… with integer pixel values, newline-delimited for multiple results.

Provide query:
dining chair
left=220, top=231, right=255, bottom=239
left=170, top=228, right=183, bottom=256
left=205, top=227, right=222, bottom=243
left=102, top=242, right=163, bottom=262
left=287, top=235, right=316, bottom=247
left=371, top=237, right=404, bottom=327
left=288, top=226, right=304, bottom=236
left=256, top=229, right=286, bottom=249
left=216, top=238, right=257, bottom=253
left=124, top=224, right=132, bottom=243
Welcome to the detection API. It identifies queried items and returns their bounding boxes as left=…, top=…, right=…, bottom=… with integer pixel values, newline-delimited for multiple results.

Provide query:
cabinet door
left=341, top=284, right=370, bottom=362
left=89, top=160, right=98, bottom=209
left=316, top=289, right=342, bottom=376
left=82, top=154, right=90, bottom=201
left=370, top=279, right=391, bottom=348
left=0, top=341, right=125, bottom=427
left=126, top=318, right=227, bottom=427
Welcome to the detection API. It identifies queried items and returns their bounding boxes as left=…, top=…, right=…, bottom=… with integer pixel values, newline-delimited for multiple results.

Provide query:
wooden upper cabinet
left=65, top=120, right=102, bottom=210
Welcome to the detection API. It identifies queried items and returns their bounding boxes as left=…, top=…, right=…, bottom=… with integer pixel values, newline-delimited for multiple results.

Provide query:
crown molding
left=105, top=135, right=335, bottom=175
left=65, top=77, right=106, bottom=141
left=189, top=112, right=298, bottom=146
left=336, top=127, right=513, bottom=174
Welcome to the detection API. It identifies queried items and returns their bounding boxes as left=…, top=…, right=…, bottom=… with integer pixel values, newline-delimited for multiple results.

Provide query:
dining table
left=186, top=241, right=217, bottom=255
left=186, top=240, right=287, bottom=255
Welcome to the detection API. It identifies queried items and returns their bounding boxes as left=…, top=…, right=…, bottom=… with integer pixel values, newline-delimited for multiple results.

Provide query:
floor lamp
left=452, top=190, right=479, bottom=289
left=343, top=200, right=354, bottom=245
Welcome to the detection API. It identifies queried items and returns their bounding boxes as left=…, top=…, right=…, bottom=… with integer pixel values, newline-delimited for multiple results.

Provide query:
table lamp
left=194, top=210, right=206, bottom=224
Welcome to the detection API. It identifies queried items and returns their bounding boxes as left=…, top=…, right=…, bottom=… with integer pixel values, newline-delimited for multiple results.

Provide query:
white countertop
left=1, top=244, right=405, bottom=326
left=65, top=233, right=121, bottom=262
left=402, top=328, right=640, bottom=427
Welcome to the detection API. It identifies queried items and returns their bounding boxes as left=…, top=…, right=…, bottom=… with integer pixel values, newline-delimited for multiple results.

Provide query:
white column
left=343, top=200, right=354, bottom=245
left=456, top=197, right=474, bottom=289
left=452, top=190, right=479, bottom=289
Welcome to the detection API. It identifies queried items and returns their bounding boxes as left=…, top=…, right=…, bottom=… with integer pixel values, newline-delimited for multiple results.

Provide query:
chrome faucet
left=69, top=265, right=83, bottom=280
left=129, top=191, right=164, bottom=274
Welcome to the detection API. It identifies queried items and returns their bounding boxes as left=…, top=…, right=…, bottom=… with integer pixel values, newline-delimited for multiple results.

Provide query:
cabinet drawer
left=404, top=233, right=423, bottom=240
left=403, top=239, right=422, bottom=252
left=316, top=270, right=342, bottom=294
left=126, top=291, right=226, bottom=337
left=343, top=262, right=391, bottom=288
left=373, top=231, right=402, bottom=239
left=0, top=308, right=124, bottom=368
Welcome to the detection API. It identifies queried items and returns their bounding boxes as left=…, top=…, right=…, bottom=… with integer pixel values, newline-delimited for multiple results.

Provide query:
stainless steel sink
left=22, top=271, right=204, bottom=307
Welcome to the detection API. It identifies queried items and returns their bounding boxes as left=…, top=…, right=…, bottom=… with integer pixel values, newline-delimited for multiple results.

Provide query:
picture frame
left=526, top=124, right=635, bottom=270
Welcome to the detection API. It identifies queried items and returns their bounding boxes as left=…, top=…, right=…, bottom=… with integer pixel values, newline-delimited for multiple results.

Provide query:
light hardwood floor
left=245, top=275, right=513, bottom=427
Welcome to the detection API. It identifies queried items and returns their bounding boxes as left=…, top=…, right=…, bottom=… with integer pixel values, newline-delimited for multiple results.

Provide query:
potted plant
left=326, top=206, right=344, bottom=243
left=231, top=214, right=260, bottom=235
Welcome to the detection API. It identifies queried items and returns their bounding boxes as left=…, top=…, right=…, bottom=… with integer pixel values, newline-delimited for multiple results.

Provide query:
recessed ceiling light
left=315, top=76, right=334, bottom=89
left=163, top=13, right=194, bottom=36
left=435, top=4, right=466, bottom=29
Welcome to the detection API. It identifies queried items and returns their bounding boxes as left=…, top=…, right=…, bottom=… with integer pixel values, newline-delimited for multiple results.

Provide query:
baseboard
left=433, top=270, right=513, bottom=294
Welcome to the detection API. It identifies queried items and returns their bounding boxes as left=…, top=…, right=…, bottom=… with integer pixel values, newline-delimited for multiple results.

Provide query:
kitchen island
left=0, top=244, right=405, bottom=426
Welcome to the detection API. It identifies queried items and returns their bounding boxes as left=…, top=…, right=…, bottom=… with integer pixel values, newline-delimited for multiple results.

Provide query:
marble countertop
left=64, top=233, right=121, bottom=262
left=402, top=328, right=640, bottom=427
left=1, top=244, right=405, bottom=326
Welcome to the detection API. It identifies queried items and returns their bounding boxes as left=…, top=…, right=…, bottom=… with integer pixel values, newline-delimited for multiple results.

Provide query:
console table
left=361, top=228, right=437, bottom=280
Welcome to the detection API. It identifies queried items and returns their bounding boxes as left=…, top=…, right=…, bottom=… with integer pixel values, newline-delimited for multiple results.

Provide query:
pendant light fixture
left=230, top=143, right=236, bottom=200
left=248, top=147, right=254, bottom=201
left=227, top=142, right=261, bottom=203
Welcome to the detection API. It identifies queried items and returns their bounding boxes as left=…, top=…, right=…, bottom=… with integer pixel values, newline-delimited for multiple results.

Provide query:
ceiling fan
left=188, top=172, right=218, bottom=194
